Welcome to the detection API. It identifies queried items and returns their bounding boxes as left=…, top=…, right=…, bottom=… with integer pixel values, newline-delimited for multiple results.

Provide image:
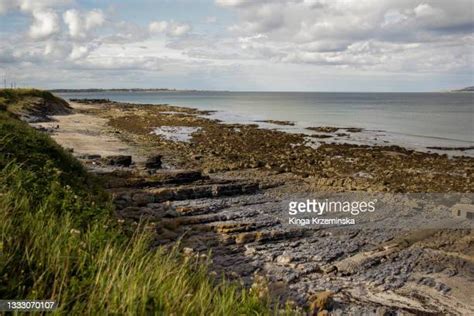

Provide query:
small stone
left=375, top=307, right=390, bottom=316
left=276, top=255, right=293, bottom=265
left=435, top=282, right=451, bottom=294
left=244, top=245, right=256, bottom=255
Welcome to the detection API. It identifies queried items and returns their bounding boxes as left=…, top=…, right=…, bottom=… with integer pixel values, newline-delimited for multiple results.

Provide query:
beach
left=3, top=0, right=472, bottom=313
left=32, top=97, right=474, bottom=314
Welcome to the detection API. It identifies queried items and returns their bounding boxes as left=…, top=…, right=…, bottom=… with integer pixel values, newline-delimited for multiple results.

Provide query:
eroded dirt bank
left=34, top=99, right=474, bottom=315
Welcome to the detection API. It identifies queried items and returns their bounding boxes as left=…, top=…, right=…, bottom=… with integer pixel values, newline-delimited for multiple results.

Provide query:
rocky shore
left=34, top=98, right=474, bottom=315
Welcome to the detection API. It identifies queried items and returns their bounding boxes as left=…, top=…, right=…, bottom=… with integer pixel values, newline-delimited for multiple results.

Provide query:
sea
left=56, top=91, right=474, bottom=157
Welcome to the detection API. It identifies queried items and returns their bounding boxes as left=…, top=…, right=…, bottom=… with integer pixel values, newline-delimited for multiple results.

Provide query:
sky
left=0, top=0, right=473, bottom=92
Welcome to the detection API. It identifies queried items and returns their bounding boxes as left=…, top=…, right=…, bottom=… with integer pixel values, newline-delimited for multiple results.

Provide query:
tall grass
left=0, top=103, right=279, bottom=314
left=0, top=163, right=273, bottom=314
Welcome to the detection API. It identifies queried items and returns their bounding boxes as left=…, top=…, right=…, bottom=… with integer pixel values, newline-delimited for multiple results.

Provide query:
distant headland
left=49, top=87, right=474, bottom=93
left=49, top=88, right=198, bottom=93
left=452, top=86, right=474, bottom=92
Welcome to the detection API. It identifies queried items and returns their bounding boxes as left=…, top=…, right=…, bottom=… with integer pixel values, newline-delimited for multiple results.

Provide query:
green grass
left=0, top=88, right=70, bottom=117
left=0, top=91, right=283, bottom=314
left=0, top=88, right=61, bottom=106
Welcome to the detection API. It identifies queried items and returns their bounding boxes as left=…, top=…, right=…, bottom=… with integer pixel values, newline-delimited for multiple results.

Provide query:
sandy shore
left=32, top=102, right=138, bottom=158
left=32, top=99, right=474, bottom=314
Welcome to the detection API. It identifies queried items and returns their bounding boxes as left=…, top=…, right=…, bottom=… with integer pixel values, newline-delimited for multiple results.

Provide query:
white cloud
left=0, top=0, right=472, bottom=90
left=149, top=20, right=192, bottom=37
left=215, top=0, right=254, bottom=7
left=63, top=9, right=105, bottom=39
left=414, top=3, right=440, bottom=18
left=103, top=21, right=149, bottom=44
left=44, top=40, right=71, bottom=58
left=227, top=2, right=285, bottom=33
left=0, top=0, right=71, bottom=14
left=85, top=9, right=105, bottom=29
left=63, top=10, right=81, bottom=37
left=149, top=21, right=168, bottom=33
left=382, top=10, right=408, bottom=27
left=0, top=2, right=108, bottom=68
left=69, top=44, right=88, bottom=60
left=209, top=0, right=474, bottom=72
left=29, top=9, right=60, bottom=39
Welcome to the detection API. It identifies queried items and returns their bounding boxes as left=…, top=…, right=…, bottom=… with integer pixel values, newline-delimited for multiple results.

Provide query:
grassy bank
left=0, top=90, right=276, bottom=314
left=0, top=89, right=71, bottom=121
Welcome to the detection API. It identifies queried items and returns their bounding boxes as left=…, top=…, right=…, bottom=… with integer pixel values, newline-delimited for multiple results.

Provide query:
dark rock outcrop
left=103, top=155, right=132, bottom=167
left=145, top=155, right=163, bottom=169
